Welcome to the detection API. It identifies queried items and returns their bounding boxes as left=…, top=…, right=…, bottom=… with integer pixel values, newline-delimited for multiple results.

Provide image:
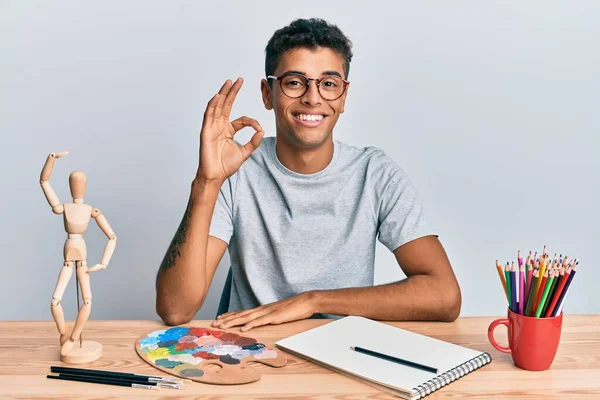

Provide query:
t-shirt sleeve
left=374, top=154, right=437, bottom=252
left=208, top=176, right=236, bottom=244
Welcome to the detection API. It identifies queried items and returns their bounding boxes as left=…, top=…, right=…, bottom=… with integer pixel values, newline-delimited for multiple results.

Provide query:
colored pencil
left=519, top=262, right=525, bottom=315
left=510, top=262, right=517, bottom=312
left=525, top=251, right=532, bottom=286
left=541, top=268, right=561, bottom=317
left=531, top=269, right=549, bottom=316
left=530, top=255, right=544, bottom=308
left=544, top=266, right=570, bottom=317
left=505, top=263, right=512, bottom=311
left=535, top=268, right=555, bottom=317
left=536, top=254, right=548, bottom=295
left=552, top=263, right=578, bottom=317
left=494, top=248, right=578, bottom=318
left=525, top=268, right=539, bottom=316
left=524, top=257, right=534, bottom=307
left=495, top=260, right=508, bottom=302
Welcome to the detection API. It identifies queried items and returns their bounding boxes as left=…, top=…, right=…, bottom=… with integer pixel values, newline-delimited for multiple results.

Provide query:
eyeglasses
left=267, top=74, right=349, bottom=101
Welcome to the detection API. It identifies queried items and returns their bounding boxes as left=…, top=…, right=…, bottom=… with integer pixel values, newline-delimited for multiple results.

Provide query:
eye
left=285, top=78, right=305, bottom=87
left=322, top=78, right=339, bottom=87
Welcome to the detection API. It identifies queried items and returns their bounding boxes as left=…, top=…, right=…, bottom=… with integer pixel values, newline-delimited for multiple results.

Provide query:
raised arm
left=86, top=208, right=117, bottom=273
left=155, top=78, right=265, bottom=326
left=40, top=152, right=69, bottom=214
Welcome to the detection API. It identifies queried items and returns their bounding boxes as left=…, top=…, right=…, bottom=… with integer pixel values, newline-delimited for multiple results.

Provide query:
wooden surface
left=1, top=315, right=599, bottom=399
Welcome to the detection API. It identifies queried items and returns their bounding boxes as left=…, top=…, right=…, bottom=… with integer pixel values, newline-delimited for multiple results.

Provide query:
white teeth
left=296, top=114, right=324, bottom=122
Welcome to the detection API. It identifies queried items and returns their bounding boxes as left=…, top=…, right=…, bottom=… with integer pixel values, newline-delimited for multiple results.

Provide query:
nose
left=300, top=81, right=322, bottom=106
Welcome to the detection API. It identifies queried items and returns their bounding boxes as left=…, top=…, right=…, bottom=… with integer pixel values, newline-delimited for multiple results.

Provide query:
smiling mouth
left=292, top=113, right=328, bottom=127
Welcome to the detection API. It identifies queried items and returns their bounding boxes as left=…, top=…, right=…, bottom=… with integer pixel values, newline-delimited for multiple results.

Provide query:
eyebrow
left=281, top=70, right=343, bottom=78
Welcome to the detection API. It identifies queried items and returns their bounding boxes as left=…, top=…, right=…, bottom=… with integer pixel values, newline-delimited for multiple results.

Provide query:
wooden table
left=1, top=316, right=599, bottom=399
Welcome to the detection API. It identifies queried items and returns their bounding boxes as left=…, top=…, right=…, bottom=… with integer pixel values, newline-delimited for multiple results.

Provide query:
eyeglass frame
left=266, top=73, right=350, bottom=101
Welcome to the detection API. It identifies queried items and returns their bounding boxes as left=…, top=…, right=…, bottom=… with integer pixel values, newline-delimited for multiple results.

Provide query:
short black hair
left=265, top=18, right=353, bottom=79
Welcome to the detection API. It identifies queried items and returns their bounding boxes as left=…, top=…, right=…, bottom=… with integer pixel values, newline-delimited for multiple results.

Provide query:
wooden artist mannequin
left=40, top=152, right=117, bottom=363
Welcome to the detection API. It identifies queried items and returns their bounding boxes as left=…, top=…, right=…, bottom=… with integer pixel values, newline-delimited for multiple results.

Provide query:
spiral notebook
left=275, top=316, right=492, bottom=399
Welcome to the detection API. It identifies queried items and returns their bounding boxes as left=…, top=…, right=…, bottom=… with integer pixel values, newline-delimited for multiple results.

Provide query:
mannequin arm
left=40, top=152, right=69, bottom=214
left=91, top=208, right=117, bottom=268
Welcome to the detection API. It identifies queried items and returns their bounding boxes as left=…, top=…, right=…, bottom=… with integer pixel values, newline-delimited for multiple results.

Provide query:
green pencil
left=525, top=269, right=539, bottom=316
left=505, top=263, right=512, bottom=311
left=535, top=270, right=555, bottom=318
left=541, top=268, right=562, bottom=316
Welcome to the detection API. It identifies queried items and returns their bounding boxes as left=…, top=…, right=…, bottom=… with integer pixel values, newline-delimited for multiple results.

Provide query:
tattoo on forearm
left=156, top=197, right=194, bottom=284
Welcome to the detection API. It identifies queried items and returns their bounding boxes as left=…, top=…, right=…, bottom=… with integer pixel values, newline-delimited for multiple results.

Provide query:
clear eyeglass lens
left=281, top=75, right=344, bottom=100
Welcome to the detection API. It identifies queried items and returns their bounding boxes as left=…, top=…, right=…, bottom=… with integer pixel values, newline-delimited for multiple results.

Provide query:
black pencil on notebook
left=47, top=373, right=159, bottom=389
left=350, top=346, right=439, bottom=374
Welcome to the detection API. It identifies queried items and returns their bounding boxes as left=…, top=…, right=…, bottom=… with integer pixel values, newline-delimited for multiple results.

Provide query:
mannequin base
left=60, top=340, right=102, bottom=364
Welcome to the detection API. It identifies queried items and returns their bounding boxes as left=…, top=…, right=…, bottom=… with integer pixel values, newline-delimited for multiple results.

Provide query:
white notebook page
left=275, top=316, right=484, bottom=393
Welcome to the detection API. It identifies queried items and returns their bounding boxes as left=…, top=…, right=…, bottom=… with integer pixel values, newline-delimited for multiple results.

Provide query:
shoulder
left=337, top=141, right=408, bottom=183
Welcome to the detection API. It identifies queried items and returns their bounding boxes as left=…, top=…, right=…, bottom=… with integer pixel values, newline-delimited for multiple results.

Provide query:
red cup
left=488, top=308, right=563, bottom=371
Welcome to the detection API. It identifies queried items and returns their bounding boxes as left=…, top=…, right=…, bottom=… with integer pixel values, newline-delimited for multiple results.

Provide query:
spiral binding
left=413, top=352, right=492, bottom=399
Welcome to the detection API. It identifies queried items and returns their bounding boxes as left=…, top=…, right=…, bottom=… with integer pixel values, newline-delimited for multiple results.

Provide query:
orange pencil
left=495, top=260, right=508, bottom=302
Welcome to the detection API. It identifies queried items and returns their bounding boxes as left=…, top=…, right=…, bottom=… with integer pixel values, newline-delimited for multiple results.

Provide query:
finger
left=220, top=308, right=271, bottom=329
left=53, top=151, right=69, bottom=158
left=214, top=80, right=233, bottom=120
left=202, top=94, right=220, bottom=128
left=215, top=307, right=261, bottom=325
left=221, top=78, right=243, bottom=120
left=230, top=116, right=262, bottom=134
left=212, top=310, right=243, bottom=325
left=216, top=311, right=238, bottom=320
left=218, top=304, right=265, bottom=320
left=216, top=308, right=249, bottom=320
left=241, top=130, right=265, bottom=160
left=242, top=313, right=279, bottom=332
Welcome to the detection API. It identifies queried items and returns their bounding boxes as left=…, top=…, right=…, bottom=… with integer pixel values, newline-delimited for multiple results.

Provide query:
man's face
left=261, top=46, right=348, bottom=150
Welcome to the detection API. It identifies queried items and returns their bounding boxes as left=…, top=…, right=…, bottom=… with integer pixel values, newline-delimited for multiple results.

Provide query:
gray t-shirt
left=209, top=136, right=436, bottom=313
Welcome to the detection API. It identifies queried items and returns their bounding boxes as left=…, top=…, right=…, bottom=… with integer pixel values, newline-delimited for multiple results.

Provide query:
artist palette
left=136, top=326, right=286, bottom=384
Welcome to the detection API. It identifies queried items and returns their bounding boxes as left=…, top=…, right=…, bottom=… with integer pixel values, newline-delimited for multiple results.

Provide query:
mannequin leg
left=61, top=260, right=92, bottom=357
left=51, top=261, right=74, bottom=345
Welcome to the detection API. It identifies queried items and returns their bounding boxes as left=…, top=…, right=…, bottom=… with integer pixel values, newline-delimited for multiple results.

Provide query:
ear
left=261, top=79, right=273, bottom=110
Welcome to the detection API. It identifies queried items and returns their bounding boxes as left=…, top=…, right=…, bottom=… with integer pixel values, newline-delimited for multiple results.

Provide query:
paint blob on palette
left=135, top=327, right=286, bottom=385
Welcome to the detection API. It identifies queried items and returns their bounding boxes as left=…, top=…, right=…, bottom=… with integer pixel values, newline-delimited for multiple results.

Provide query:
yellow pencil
left=496, top=260, right=508, bottom=301
left=536, top=253, right=548, bottom=294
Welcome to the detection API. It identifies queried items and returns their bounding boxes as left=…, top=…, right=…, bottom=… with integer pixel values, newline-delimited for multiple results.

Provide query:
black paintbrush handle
left=47, top=374, right=157, bottom=389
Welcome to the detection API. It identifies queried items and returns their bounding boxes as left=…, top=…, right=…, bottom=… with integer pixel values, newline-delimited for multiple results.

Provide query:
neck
left=275, top=135, right=334, bottom=174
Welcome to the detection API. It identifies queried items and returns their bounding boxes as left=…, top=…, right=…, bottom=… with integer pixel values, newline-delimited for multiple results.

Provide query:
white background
left=1, top=1, right=598, bottom=320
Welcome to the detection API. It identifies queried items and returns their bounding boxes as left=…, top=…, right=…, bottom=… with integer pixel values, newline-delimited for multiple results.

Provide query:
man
left=156, top=18, right=461, bottom=331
